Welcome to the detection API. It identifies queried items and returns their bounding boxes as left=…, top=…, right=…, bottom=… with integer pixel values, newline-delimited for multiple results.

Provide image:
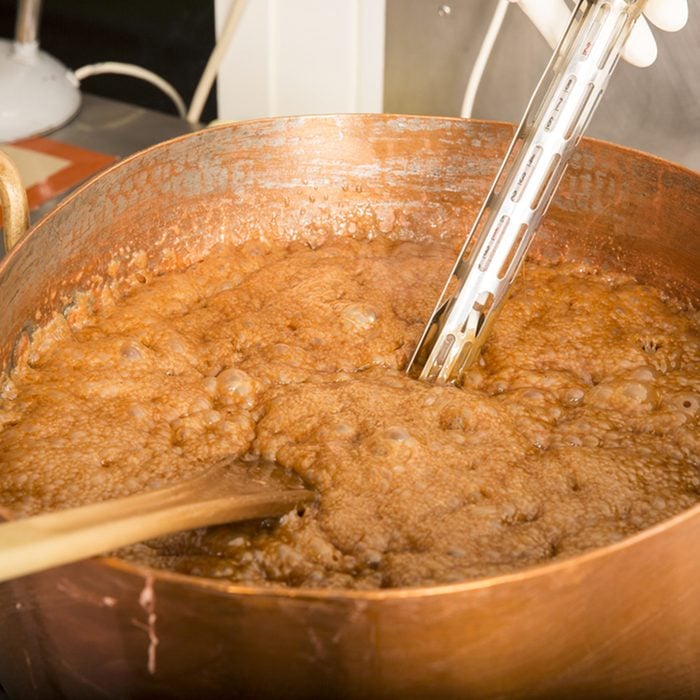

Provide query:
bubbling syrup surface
left=0, top=236, right=697, bottom=588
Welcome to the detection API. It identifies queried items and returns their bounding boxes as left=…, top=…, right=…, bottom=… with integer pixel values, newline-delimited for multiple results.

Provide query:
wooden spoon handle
left=0, top=474, right=313, bottom=583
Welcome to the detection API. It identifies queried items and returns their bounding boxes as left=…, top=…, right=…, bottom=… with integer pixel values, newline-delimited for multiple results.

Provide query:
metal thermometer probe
left=407, top=0, right=648, bottom=384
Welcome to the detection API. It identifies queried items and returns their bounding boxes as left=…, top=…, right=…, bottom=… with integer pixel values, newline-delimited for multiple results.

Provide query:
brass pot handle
left=0, top=150, right=30, bottom=253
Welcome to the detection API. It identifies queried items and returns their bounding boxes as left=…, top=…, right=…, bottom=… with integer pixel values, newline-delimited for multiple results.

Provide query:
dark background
left=0, top=0, right=218, bottom=122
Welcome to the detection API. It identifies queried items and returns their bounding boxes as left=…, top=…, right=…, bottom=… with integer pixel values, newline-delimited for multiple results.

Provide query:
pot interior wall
left=1, top=115, right=697, bottom=378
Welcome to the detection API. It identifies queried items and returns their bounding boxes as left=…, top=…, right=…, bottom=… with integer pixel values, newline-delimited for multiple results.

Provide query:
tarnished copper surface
left=0, top=115, right=698, bottom=699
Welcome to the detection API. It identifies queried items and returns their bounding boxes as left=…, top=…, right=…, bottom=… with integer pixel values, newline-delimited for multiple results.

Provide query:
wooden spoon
left=0, top=457, right=314, bottom=583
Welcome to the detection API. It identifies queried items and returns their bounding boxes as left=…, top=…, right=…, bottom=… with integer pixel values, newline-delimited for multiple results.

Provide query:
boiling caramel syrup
left=0, top=236, right=697, bottom=588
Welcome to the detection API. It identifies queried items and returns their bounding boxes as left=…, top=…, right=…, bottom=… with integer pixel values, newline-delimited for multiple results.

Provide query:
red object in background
left=0, top=137, right=116, bottom=226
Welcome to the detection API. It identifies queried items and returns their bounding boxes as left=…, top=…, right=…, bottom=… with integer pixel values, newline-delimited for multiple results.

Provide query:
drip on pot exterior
left=0, top=234, right=697, bottom=589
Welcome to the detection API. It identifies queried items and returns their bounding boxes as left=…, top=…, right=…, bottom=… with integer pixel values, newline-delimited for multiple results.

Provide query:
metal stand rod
left=15, top=0, right=42, bottom=45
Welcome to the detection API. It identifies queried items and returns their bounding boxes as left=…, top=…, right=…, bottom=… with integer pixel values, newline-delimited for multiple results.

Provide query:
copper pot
left=0, top=116, right=698, bottom=699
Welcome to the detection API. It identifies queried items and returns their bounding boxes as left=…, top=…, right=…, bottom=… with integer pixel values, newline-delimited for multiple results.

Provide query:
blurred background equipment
left=384, top=0, right=700, bottom=170
left=0, top=0, right=80, bottom=141
left=0, top=0, right=697, bottom=170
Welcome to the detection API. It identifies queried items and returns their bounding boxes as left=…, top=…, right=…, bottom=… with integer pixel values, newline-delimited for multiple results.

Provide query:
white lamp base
left=0, top=38, right=81, bottom=142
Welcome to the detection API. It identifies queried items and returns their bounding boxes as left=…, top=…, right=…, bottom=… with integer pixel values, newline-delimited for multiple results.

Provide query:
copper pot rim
left=1, top=112, right=698, bottom=599
left=200, top=112, right=700, bottom=178
left=3, top=112, right=700, bottom=270
left=100, top=501, right=700, bottom=600
left=1, top=496, right=697, bottom=600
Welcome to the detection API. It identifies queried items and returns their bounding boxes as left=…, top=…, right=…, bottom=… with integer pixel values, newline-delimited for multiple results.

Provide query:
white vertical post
left=214, top=0, right=386, bottom=121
